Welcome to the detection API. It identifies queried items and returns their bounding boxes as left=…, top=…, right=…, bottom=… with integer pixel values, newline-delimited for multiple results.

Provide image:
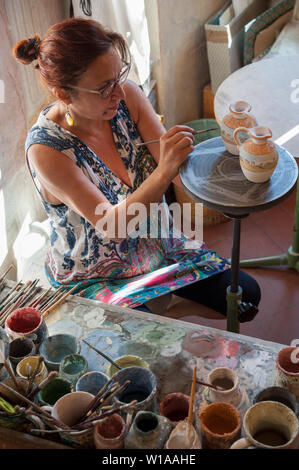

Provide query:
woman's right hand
left=158, top=125, right=194, bottom=181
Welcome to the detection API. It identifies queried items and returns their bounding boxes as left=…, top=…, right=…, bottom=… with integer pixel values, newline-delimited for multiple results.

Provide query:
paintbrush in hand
left=136, top=127, right=219, bottom=147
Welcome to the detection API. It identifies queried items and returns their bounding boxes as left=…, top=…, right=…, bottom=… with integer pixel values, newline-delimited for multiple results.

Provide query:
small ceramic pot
left=276, top=346, right=299, bottom=398
left=16, top=356, right=48, bottom=386
left=207, top=367, right=242, bottom=407
left=5, top=307, right=48, bottom=348
left=59, top=354, right=88, bottom=387
left=160, top=393, right=190, bottom=424
left=254, top=386, right=298, bottom=415
left=38, top=377, right=72, bottom=407
left=39, top=334, right=80, bottom=371
left=234, top=126, right=278, bottom=183
left=9, top=337, right=36, bottom=367
left=231, top=401, right=299, bottom=449
left=110, top=366, right=157, bottom=413
left=45, top=391, right=95, bottom=448
left=220, top=101, right=257, bottom=155
left=165, top=419, right=201, bottom=449
left=76, top=371, right=109, bottom=395
left=108, top=355, right=149, bottom=378
left=125, top=411, right=173, bottom=449
left=94, top=413, right=126, bottom=449
left=199, top=402, right=241, bottom=449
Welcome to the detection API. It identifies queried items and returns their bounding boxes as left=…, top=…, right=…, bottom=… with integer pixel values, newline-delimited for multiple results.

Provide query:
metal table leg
left=224, top=216, right=244, bottom=333
left=240, top=177, right=299, bottom=271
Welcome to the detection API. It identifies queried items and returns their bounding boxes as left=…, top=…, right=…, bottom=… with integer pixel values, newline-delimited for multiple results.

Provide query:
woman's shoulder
left=123, top=80, right=149, bottom=125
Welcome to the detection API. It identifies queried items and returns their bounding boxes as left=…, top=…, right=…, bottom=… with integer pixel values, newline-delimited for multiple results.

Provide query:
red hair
left=12, top=18, right=130, bottom=92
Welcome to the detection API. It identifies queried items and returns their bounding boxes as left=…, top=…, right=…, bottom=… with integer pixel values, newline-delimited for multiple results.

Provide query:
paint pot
left=108, top=355, right=149, bottom=378
left=9, top=337, right=36, bottom=367
left=160, top=393, right=190, bottom=424
left=231, top=401, right=299, bottom=449
left=39, top=334, right=80, bottom=371
left=276, top=347, right=299, bottom=398
left=38, top=377, right=72, bottom=407
left=45, top=391, right=95, bottom=448
left=125, top=411, right=173, bottom=449
left=59, top=354, right=88, bottom=387
left=199, top=402, right=241, bottom=449
left=254, top=386, right=298, bottom=415
left=94, top=413, right=126, bottom=449
left=16, top=356, right=48, bottom=386
left=5, top=307, right=48, bottom=347
left=207, top=367, right=242, bottom=407
left=76, top=371, right=109, bottom=395
left=165, top=419, right=201, bottom=449
left=111, top=366, right=157, bottom=413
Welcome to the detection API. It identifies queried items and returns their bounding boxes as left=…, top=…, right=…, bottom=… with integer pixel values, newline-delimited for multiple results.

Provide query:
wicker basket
left=174, top=185, right=228, bottom=227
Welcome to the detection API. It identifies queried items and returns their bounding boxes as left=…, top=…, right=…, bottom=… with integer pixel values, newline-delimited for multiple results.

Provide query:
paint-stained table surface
left=0, top=280, right=290, bottom=447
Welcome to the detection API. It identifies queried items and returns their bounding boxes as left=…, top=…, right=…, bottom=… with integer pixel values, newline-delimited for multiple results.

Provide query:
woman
left=13, top=18, right=260, bottom=318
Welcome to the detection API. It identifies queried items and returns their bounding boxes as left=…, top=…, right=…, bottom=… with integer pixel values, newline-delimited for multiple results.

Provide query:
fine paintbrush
left=136, top=127, right=219, bottom=147
left=82, top=339, right=122, bottom=370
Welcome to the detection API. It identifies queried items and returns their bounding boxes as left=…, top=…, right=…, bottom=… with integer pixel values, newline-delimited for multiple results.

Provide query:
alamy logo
left=290, top=340, right=299, bottom=364
left=290, top=79, right=299, bottom=104
left=95, top=201, right=203, bottom=249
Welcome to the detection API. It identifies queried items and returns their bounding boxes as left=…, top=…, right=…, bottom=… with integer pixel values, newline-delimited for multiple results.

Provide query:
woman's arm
left=28, top=126, right=192, bottom=240
left=124, top=80, right=193, bottom=187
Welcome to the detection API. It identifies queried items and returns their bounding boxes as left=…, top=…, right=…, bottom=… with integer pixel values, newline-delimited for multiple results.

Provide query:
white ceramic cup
left=207, top=367, right=242, bottom=407
left=231, top=401, right=299, bottom=449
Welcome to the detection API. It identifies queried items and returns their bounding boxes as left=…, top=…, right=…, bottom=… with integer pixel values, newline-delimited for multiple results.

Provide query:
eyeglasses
left=68, top=63, right=131, bottom=99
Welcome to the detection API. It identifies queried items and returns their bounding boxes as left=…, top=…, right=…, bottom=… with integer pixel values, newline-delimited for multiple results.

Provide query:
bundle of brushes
left=0, top=376, right=136, bottom=435
left=0, top=266, right=77, bottom=326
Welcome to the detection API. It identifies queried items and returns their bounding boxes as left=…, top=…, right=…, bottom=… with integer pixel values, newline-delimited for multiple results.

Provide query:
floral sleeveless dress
left=25, top=100, right=229, bottom=308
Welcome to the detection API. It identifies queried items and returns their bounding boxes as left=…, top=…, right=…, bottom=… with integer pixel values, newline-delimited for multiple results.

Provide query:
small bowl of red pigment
left=5, top=307, right=48, bottom=348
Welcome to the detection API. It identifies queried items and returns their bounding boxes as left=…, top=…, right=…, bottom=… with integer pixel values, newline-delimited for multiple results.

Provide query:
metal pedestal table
left=180, top=137, right=298, bottom=333
left=214, top=55, right=299, bottom=271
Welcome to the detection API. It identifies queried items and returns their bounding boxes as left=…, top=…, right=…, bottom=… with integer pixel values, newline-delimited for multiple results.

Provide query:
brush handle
left=82, top=339, right=122, bottom=370
left=136, top=128, right=219, bottom=147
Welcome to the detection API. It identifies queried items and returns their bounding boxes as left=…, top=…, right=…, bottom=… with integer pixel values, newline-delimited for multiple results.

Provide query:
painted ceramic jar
left=276, top=347, right=299, bottom=399
left=207, top=367, right=242, bottom=408
left=234, top=126, right=278, bottom=183
left=221, top=101, right=257, bottom=155
left=125, top=411, right=173, bottom=449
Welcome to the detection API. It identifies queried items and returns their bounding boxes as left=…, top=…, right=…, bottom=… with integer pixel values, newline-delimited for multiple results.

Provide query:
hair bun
left=12, top=35, right=41, bottom=65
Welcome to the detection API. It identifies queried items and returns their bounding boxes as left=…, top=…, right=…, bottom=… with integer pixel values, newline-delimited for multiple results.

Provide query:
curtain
left=72, top=0, right=151, bottom=90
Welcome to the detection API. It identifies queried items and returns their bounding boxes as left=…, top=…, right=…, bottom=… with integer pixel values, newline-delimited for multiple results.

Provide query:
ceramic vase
left=220, top=101, right=257, bottom=155
left=234, top=126, right=278, bottom=183
left=125, top=411, right=173, bottom=449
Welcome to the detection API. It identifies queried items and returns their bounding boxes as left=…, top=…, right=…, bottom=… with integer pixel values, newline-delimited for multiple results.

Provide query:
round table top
left=214, top=55, right=299, bottom=159
left=180, top=136, right=298, bottom=216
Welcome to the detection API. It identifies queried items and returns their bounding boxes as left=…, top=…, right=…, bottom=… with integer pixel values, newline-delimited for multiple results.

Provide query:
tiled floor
left=166, top=186, right=299, bottom=346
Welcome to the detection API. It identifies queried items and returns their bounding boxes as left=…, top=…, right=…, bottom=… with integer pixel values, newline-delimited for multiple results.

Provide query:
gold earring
left=65, top=105, right=74, bottom=127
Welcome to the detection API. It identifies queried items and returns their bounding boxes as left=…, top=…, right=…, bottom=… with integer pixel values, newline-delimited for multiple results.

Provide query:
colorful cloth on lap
left=25, top=100, right=230, bottom=308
